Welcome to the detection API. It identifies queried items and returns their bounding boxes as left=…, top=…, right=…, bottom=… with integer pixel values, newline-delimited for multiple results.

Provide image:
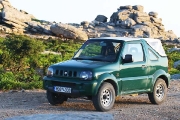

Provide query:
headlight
left=47, top=67, right=53, bottom=77
left=80, top=71, right=92, bottom=80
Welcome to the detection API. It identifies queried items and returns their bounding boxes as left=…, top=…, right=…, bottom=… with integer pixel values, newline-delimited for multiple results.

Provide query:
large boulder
left=174, top=60, right=180, bottom=68
left=2, top=8, right=33, bottom=22
left=50, top=23, right=88, bottom=40
left=27, top=21, right=53, bottom=35
left=171, top=74, right=180, bottom=79
left=119, top=5, right=132, bottom=10
left=120, top=18, right=136, bottom=28
left=149, top=11, right=158, bottom=18
left=132, top=5, right=144, bottom=12
left=134, top=11, right=149, bottom=17
left=100, top=33, right=117, bottom=37
left=131, top=25, right=151, bottom=37
left=150, top=17, right=162, bottom=24
left=117, top=10, right=134, bottom=21
left=2, top=6, right=34, bottom=28
left=168, top=47, right=180, bottom=52
left=0, top=0, right=35, bottom=34
left=0, top=0, right=11, bottom=7
left=81, top=21, right=90, bottom=29
left=165, top=30, right=177, bottom=40
left=95, top=15, right=108, bottom=23
left=134, top=16, right=150, bottom=24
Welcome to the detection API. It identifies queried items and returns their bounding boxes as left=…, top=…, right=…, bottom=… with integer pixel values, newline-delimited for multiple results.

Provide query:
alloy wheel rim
left=100, top=88, right=112, bottom=107
left=155, top=83, right=165, bottom=100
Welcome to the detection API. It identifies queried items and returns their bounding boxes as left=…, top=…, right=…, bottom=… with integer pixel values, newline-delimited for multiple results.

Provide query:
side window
left=123, top=43, right=144, bottom=62
left=149, top=49, right=158, bottom=60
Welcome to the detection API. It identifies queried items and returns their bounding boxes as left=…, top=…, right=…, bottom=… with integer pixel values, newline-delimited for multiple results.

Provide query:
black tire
left=92, top=82, right=115, bottom=112
left=148, top=78, right=167, bottom=104
left=46, top=90, right=67, bottom=105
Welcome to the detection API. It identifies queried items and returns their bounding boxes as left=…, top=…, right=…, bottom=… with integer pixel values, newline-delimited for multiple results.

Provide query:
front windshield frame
left=73, top=39, right=123, bottom=62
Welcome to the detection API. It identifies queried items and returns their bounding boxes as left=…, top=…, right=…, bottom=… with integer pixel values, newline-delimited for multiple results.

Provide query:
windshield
left=73, top=40, right=122, bottom=62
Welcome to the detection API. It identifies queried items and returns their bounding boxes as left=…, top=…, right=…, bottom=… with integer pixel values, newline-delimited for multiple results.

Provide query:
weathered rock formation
left=81, top=5, right=178, bottom=40
left=0, top=1, right=179, bottom=41
left=0, top=0, right=34, bottom=34
left=50, top=23, right=88, bottom=40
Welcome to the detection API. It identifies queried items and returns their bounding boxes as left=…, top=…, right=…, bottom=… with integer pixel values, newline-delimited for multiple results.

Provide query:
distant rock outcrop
left=0, top=0, right=34, bottom=34
left=95, top=15, right=108, bottom=23
left=84, top=5, right=177, bottom=40
left=50, top=23, right=88, bottom=40
left=0, top=1, right=179, bottom=41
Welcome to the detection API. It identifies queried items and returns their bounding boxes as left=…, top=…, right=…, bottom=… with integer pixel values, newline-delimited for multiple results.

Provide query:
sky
left=9, top=0, right=180, bottom=37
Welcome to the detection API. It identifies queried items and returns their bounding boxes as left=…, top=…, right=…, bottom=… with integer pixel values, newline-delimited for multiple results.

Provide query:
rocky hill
left=0, top=0, right=179, bottom=41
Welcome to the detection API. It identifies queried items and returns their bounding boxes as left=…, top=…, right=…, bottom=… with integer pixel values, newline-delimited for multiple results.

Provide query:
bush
left=0, top=72, right=16, bottom=81
left=0, top=35, right=84, bottom=90
left=169, top=68, right=180, bottom=75
left=0, top=71, right=43, bottom=90
left=0, top=80, right=43, bottom=90
left=164, top=44, right=180, bottom=74
left=1, top=35, right=45, bottom=73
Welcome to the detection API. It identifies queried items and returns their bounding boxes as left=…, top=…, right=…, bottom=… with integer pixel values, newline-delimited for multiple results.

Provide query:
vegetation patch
left=0, top=35, right=83, bottom=90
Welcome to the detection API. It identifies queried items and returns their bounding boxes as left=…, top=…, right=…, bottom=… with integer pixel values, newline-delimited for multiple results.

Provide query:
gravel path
left=0, top=80, right=179, bottom=120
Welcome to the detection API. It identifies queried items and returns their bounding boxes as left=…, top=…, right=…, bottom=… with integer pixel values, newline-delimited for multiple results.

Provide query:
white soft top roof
left=142, top=38, right=166, bottom=56
left=90, top=37, right=166, bottom=56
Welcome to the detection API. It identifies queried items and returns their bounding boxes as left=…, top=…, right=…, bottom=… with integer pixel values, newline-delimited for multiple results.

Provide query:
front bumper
left=43, top=76, right=98, bottom=96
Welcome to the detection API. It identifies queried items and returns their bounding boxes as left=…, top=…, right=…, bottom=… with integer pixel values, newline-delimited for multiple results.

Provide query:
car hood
left=50, top=59, right=111, bottom=69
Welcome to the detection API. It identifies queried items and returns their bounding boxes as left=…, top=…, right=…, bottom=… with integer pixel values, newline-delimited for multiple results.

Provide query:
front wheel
left=46, top=90, right=67, bottom=105
left=92, top=82, right=115, bottom=112
left=148, top=78, right=167, bottom=104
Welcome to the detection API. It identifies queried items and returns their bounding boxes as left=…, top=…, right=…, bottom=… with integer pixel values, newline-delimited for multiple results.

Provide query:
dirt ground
left=0, top=80, right=179, bottom=120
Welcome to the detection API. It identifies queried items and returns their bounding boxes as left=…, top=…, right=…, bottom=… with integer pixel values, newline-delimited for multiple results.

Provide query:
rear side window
left=149, top=49, right=158, bottom=60
left=123, top=43, right=144, bottom=62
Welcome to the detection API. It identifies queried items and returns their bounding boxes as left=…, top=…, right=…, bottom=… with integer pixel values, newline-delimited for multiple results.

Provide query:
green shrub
left=0, top=36, right=84, bottom=90
left=0, top=80, right=43, bottom=90
left=169, top=68, right=180, bottom=75
left=164, top=44, right=180, bottom=71
left=0, top=72, right=16, bottom=81
left=0, top=71, right=43, bottom=90
left=176, top=65, right=180, bottom=71
left=2, top=35, right=45, bottom=73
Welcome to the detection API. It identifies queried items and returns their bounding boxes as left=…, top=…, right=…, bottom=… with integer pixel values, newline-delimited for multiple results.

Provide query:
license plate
left=54, top=86, right=71, bottom=93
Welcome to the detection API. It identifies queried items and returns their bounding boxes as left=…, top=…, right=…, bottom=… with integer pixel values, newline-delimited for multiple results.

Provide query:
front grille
left=52, top=81, right=76, bottom=88
left=54, top=69, right=78, bottom=78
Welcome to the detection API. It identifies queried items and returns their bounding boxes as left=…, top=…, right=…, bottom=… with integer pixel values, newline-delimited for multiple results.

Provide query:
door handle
left=142, top=65, right=147, bottom=68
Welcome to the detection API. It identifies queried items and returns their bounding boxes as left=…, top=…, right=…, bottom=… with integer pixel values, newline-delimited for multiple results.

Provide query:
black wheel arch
left=102, top=79, right=118, bottom=96
left=158, top=75, right=169, bottom=88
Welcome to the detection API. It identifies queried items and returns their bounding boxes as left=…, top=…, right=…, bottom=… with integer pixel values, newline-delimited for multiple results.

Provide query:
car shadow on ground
left=1, top=90, right=174, bottom=112
left=114, top=94, right=151, bottom=104
left=36, top=95, right=152, bottom=112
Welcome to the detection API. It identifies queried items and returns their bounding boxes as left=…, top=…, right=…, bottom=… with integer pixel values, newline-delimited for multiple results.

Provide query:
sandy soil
left=0, top=80, right=179, bottom=120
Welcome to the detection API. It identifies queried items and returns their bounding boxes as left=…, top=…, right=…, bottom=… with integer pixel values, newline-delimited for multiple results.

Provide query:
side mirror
left=123, top=54, right=133, bottom=63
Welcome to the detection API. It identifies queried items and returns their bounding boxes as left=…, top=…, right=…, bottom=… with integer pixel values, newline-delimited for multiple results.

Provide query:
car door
left=119, top=41, right=150, bottom=93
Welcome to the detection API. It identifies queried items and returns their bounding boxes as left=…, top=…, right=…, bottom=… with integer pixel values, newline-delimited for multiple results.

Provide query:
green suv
left=43, top=37, right=170, bottom=111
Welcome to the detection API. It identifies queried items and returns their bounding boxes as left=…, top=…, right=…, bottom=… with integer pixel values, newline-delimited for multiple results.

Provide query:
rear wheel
left=148, top=78, right=167, bottom=104
left=46, top=90, right=67, bottom=105
left=92, top=82, right=115, bottom=112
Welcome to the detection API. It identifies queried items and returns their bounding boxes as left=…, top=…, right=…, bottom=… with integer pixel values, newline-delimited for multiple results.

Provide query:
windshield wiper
left=72, top=57, right=86, bottom=60
left=73, top=57, right=103, bottom=61
left=87, top=58, right=104, bottom=61
left=73, top=57, right=111, bottom=62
